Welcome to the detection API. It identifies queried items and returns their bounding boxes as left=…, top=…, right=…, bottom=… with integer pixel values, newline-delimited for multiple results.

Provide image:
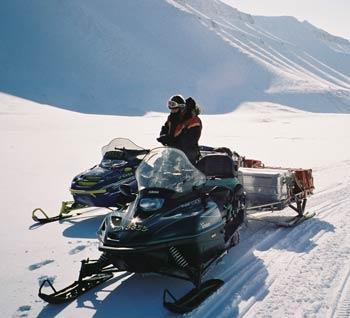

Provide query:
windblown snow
left=1, top=93, right=350, bottom=318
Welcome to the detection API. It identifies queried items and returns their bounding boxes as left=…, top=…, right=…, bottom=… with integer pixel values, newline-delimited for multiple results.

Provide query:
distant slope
left=170, top=0, right=350, bottom=112
left=0, top=0, right=349, bottom=114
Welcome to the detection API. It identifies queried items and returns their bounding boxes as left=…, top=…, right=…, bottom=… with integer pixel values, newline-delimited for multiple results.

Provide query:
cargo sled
left=240, top=159, right=315, bottom=226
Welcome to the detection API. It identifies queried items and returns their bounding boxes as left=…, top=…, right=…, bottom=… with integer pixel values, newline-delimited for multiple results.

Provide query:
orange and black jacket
left=158, top=112, right=202, bottom=164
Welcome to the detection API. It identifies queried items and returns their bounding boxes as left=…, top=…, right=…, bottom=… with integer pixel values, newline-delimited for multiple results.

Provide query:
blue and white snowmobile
left=32, top=138, right=149, bottom=223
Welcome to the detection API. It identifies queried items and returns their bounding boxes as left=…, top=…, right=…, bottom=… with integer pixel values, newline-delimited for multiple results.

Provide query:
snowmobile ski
left=32, top=201, right=87, bottom=224
left=38, top=272, right=114, bottom=304
left=163, top=279, right=224, bottom=314
left=32, top=202, right=116, bottom=224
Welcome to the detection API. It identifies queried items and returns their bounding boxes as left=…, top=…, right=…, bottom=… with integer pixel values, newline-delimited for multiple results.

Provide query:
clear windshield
left=101, top=138, right=145, bottom=156
left=136, top=147, right=206, bottom=193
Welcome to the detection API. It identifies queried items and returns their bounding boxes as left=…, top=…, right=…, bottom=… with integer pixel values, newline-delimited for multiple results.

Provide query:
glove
left=186, top=97, right=196, bottom=110
left=157, top=135, right=170, bottom=145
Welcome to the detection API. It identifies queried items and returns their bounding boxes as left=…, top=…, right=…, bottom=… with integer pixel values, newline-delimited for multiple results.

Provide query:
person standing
left=157, top=94, right=202, bottom=164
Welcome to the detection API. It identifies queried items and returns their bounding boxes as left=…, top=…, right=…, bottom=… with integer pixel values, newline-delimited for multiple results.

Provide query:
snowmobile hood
left=98, top=199, right=224, bottom=250
left=71, top=164, right=134, bottom=190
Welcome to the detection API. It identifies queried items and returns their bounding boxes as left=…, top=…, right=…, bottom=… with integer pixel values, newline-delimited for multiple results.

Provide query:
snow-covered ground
left=1, top=92, right=350, bottom=318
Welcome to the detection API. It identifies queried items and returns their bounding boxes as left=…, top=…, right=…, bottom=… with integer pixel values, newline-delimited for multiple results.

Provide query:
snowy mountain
left=1, top=0, right=350, bottom=115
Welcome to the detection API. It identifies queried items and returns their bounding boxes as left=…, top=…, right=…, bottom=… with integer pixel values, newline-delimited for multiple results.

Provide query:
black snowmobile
left=38, top=147, right=246, bottom=313
left=32, top=138, right=149, bottom=223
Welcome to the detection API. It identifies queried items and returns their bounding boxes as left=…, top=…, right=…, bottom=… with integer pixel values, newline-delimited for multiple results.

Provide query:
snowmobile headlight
left=139, top=198, right=165, bottom=211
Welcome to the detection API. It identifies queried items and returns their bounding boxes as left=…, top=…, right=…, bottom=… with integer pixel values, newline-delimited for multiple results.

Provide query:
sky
left=222, top=0, right=350, bottom=40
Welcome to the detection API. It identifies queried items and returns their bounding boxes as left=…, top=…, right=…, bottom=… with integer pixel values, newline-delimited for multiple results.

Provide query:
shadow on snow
left=34, top=215, right=333, bottom=318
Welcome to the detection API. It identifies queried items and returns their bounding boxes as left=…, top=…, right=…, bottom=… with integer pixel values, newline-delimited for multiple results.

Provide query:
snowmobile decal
left=114, top=223, right=148, bottom=232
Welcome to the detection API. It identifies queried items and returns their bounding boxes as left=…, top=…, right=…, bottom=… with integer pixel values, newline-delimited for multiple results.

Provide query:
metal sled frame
left=246, top=191, right=315, bottom=227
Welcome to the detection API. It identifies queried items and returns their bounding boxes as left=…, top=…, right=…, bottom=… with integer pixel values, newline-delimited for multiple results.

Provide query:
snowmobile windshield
left=136, top=147, right=206, bottom=193
left=101, top=138, right=145, bottom=156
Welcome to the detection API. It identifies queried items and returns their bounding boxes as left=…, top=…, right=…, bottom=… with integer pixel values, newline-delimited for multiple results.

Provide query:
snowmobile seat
left=197, top=153, right=237, bottom=178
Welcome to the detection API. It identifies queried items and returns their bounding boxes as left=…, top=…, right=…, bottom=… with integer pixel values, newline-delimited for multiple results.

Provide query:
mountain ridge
left=0, top=0, right=349, bottom=115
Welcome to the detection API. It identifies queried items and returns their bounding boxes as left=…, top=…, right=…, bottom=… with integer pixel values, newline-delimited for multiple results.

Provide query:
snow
left=0, top=0, right=349, bottom=115
left=1, top=92, right=350, bottom=318
left=1, top=0, right=350, bottom=317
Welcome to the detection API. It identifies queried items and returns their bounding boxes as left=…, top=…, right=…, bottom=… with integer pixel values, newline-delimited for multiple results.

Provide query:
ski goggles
left=167, top=100, right=186, bottom=110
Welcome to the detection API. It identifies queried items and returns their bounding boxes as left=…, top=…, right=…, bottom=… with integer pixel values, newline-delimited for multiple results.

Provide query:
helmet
left=167, top=95, right=186, bottom=110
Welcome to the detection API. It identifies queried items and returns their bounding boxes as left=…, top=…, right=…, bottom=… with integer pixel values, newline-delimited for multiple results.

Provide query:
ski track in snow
left=24, top=161, right=350, bottom=318
left=189, top=162, right=350, bottom=318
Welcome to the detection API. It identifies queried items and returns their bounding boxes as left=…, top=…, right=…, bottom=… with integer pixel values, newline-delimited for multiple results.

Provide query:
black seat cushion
left=197, top=154, right=236, bottom=178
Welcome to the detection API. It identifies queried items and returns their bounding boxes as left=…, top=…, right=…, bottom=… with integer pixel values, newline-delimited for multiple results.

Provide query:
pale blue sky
left=223, top=0, right=350, bottom=40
